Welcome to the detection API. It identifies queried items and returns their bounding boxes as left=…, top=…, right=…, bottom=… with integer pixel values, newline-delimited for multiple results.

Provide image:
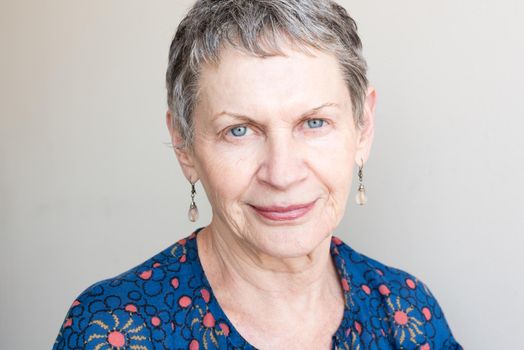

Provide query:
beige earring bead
left=356, top=183, right=367, bottom=206
left=188, top=181, right=199, bottom=222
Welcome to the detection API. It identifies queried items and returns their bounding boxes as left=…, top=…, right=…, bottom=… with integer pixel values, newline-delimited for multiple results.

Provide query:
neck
left=196, top=223, right=343, bottom=312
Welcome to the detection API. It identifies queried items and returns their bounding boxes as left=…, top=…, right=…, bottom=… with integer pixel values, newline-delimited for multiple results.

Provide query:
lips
left=250, top=200, right=317, bottom=221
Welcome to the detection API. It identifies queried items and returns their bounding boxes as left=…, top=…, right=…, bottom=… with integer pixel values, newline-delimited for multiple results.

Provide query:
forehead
left=196, top=45, right=351, bottom=118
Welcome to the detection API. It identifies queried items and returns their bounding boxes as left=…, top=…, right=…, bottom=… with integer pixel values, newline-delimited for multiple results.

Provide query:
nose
left=256, top=130, right=308, bottom=190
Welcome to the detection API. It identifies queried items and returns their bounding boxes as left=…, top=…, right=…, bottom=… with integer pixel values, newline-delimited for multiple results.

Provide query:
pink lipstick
left=250, top=200, right=316, bottom=221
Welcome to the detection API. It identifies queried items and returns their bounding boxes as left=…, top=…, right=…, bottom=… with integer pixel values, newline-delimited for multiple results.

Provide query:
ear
left=354, top=86, right=377, bottom=166
left=166, top=110, right=200, bottom=183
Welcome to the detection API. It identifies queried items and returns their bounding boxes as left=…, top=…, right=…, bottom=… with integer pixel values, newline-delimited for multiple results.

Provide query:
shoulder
left=53, top=232, right=200, bottom=350
left=333, top=236, right=429, bottom=294
left=332, top=235, right=462, bottom=349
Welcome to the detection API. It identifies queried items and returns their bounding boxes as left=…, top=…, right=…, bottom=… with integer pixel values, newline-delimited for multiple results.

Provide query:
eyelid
left=303, top=115, right=328, bottom=121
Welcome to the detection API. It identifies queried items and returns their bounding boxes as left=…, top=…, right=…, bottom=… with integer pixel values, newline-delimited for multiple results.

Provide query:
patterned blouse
left=53, top=227, right=462, bottom=349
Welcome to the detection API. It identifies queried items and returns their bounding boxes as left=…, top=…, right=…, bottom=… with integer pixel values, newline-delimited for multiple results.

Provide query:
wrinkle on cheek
left=196, top=145, right=253, bottom=241
left=207, top=176, right=244, bottom=235
left=319, top=176, right=351, bottom=236
left=309, top=133, right=354, bottom=231
left=324, top=184, right=341, bottom=228
left=225, top=206, right=247, bottom=241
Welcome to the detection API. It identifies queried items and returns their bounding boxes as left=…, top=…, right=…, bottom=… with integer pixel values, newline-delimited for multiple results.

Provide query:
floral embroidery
left=384, top=295, right=426, bottom=348
left=84, top=309, right=152, bottom=349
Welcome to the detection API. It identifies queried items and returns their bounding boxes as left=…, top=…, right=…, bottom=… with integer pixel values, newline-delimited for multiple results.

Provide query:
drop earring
left=355, top=157, right=367, bottom=206
left=187, top=180, right=199, bottom=222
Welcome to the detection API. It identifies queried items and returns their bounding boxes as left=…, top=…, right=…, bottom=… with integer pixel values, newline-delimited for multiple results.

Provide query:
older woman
left=53, top=0, right=461, bottom=349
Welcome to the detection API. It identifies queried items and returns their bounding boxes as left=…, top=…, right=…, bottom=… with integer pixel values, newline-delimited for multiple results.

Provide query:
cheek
left=310, top=137, right=354, bottom=227
left=195, top=144, right=258, bottom=202
left=308, top=131, right=356, bottom=189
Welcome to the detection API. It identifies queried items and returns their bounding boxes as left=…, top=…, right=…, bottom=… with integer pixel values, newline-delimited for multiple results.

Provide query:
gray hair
left=166, top=0, right=368, bottom=150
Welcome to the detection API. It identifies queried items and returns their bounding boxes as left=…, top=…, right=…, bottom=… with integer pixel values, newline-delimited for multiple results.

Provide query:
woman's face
left=169, top=44, right=375, bottom=258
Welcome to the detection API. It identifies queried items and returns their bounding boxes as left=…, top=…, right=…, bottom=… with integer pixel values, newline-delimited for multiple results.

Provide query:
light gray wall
left=1, top=1, right=522, bottom=349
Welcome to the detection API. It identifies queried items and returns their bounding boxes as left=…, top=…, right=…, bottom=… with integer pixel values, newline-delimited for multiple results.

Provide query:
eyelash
left=224, top=118, right=330, bottom=138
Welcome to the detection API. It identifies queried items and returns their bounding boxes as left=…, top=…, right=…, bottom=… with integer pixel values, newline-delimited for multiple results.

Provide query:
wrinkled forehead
left=195, top=43, right=351, bottom=119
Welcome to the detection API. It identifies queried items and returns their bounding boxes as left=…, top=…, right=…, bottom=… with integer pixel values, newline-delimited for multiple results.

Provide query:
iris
left=307, top=119, right=324, bottom=128
left=230, top=126, right=247, bottom=137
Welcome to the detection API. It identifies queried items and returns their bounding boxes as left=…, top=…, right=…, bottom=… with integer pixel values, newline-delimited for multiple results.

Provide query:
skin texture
left=166, top=43, right=376, bottom=349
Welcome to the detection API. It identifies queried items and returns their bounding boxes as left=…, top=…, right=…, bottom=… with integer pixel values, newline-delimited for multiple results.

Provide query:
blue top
left=53, top=227, right=462, bottom=349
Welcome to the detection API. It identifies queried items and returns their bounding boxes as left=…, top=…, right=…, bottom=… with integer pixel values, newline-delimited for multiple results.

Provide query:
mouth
left=249, top=200, right=317, bottom=221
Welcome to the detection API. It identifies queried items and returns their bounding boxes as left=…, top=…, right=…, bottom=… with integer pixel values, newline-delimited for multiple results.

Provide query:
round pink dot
left=179, top=254, right=187, bottom=263
left=125, top=304, right=137, bottom=313
left=361, top=284, right=371, bottom=295
left=139, top=270, right=152, bottom=280
left=332, top=236, right=343, bottom=245
left=219, top=322, right=230, bottom=336
left=378, top=284, right=390, bottom=296
left=201, top=288, right=210, bottom=303
left=153, top=262, right=161, bottom=268
left=354, top=321, right=362, bottom=335
left=171, top=277, right=179, bottom=289
left=406, top=278, right=416, bottom=289
left=341, top=278, right=350, bottom=292
left=178, top=296, right=192, bottom=308
left=394, top=311, right=408, bottom=325
left=422, top=307, right=432, bottom=321
left=375, top=269, right=384, bottom=276
left=203, top=312, right=215, bottom=328
left=71, top=300, right=80, bottom=307
left=151, top=316, right=161, bottom=327
left=63, top=318, right=72, bottom=328
left=179, top=238, right=187, bottom=246
left=107, top=331, right=125, bottom=347
left=189, top=339, right=199, bottom=350
left=420, top=343, right=430, bottom=350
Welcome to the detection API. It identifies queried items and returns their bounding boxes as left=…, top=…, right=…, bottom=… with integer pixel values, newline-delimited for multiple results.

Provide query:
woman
left=53, top=0, right=462, bottom=349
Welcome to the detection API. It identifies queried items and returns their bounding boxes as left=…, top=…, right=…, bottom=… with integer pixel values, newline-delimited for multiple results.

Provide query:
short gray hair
left=166, top=0, right=368, bottom=150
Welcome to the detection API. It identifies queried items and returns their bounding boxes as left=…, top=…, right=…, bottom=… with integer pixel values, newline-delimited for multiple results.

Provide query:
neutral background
left=1, top=0, right=523, bottom=348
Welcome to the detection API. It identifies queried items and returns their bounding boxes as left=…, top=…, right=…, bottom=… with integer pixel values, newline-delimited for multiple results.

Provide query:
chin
left=249, top=222, right=334, bottom=259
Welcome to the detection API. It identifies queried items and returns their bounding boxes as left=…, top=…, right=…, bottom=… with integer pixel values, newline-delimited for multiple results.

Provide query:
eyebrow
left=211, top=102, right=340, bottom=122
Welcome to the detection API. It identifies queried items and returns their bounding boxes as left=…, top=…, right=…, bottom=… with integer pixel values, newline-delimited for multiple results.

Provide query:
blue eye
left=307, top=119, right=325, bottom=128
left=229, top=126, right=248, bottom=137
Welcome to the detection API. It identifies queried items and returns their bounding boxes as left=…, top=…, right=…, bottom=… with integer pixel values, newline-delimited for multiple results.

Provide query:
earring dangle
left=188, top=181, right=199, bottom=222
left=355, top=158, right=367, bottom=206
